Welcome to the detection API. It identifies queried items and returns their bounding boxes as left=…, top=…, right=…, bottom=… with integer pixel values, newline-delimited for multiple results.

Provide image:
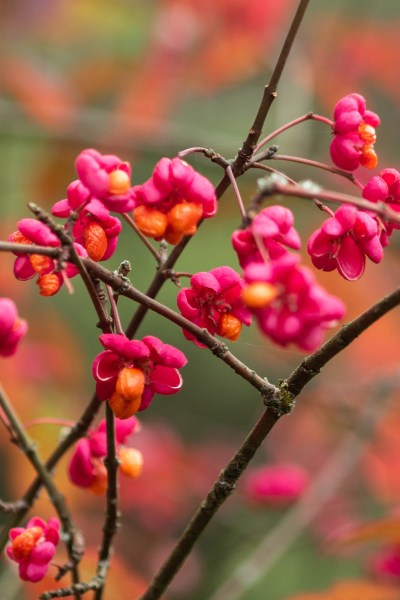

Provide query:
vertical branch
left=0, top=393, right=102, bottom=553
left=138, top=409, right=278, bottom=600
left=233, top=0, right=310, bottom=172
left=94, top=403, right=119, bottom=600
left=0, top=385, right=82, bottom=597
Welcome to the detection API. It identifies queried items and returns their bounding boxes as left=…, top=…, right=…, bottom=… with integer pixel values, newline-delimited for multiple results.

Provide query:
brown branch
left=233, top=0, right=310, bottom=173
left=260, top=181, right=400, bottom=224
left=137, top=285, right=400, bottom=600
left=209, top=374, right=399, bottom=600
left=0, top=385, right=82, bottom=597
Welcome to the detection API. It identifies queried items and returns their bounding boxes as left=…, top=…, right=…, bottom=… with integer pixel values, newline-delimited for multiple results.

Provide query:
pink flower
left=0, top=298, right=28, bottom=357
left=52, top=185, right=122, bottom=262
left=68, top=417, right=142, bottom=495
left=92, top=334, right=187, bottom=417
left=6, top=517, right=60, bottom=582
left=244, top=464, right=309, bottom=507
left=75, top=149, right=135, bottom=213
left=177, top=266, right=252, bottom=346
left=243, top=254, right=345, bottom=351
left=330, top=93, right=380, bottom=171
left=307, top=204, right=384, bottom=281
left=232, top=205, right=301, bottom=268
left=8, top=218, right=87, bottom=296
left=132, top=157, right=217, bottom=244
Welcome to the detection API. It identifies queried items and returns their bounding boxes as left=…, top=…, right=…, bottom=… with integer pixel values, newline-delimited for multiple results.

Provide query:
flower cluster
left=243, top=255, right=345, bottom=351
left=307, top=204, right=384, bottom=281
left=230, top=200, right=345, bottom=350
left=0, top=298, right=27, bottom=357
left=132, top=157, right=217, bottom=245
left=75, top=149, right=136, bottom=213
left=330, top=93, right=380, bottom=171
left=177, top=266, right=252, bottom=345
left=68, top=417, right=142, bottom=495
left=7, top=517, right=60, bottom=582
left=232, top=205, right=301, bottom=268
left=92, top=334, right=187, bottom=418
left=8, top=219, right=87, bottom=296
left=52, top=180, right=122, bottom=262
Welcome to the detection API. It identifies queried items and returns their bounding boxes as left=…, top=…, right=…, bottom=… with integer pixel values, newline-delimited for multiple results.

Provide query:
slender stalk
left=105, top=285, right=124, bottom=335
left=251, top=162, right=297, bottom=185
left=226, top=165, right=247, bottom=220
left=122, top=213, right=161, bottom=263
left=254, top=112, right=333, bottom=154
left=262, top=154, right=364, bottom=189
left=233, top=0, right=310, bottom=174
left=261, top=181, right=400, bottom=224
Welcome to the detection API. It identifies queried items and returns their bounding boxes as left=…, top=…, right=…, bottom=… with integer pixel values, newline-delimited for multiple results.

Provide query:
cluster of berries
left=8, top=150, right=217, bottom=297
left=309, top=93, right=399, bottom=282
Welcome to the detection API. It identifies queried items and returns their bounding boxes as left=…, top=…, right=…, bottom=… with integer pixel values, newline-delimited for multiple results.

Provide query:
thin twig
left=94, top=404, right=119, bottom=600
left=233, top=0, right=310, bottom=174
left=260, top=181, right=400, bottom=224
left=122, top=213, right=161, bottom=263
left=0, top=499, right=28, bottom=514
left=0, top=385, right=82, bottom=596
left=251, top=162, right=297, bottom=185
left=254, top=112, right=333, bottom=154
left=226, top=165, right=247, bottom=220
left=263, top=154, right=364, bottom=189
left=0, top=241, right=61, bottom=257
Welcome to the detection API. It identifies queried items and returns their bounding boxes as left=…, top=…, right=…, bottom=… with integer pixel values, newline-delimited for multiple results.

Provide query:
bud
left=108, top=169, right=131, bottom=195
left=36, top=274, right=61, bottom=297
left=83, top=222, right=108, bottom=261
left=241, top=282, right=278, bottom=309
left=217, top=313, right=242, bottom=341
left=133, top=206, right=168, bottom=239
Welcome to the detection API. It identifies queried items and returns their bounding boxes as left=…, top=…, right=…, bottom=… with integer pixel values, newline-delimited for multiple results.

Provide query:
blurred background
left=1, top=1, right=400, bottom=598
